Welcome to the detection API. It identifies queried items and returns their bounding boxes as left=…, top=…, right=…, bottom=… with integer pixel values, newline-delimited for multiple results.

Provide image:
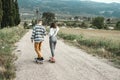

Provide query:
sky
left=89, top=0, right=120, bottom=3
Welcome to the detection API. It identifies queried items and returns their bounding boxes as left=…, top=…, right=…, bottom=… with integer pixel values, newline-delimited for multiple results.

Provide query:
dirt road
left=15, top=30, right=120, bottom=80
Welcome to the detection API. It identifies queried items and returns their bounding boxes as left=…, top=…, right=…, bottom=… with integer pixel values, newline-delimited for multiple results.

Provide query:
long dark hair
left=50, top=23, right=57, bottom=28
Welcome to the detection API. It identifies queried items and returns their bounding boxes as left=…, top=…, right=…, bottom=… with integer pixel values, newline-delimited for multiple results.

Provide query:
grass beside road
left=58, top=28, right=120, bottom=68
left=0, top=26, right=28, bottom=80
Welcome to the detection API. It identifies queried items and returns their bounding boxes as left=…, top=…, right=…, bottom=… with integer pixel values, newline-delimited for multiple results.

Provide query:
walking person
left=31, top=20, right=46, bottom=62
left=49, top=22, right=59, bottom=63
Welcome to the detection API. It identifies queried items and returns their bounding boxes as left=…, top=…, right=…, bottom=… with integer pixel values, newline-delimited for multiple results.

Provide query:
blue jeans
left=49, top=37, right=57, bottom=57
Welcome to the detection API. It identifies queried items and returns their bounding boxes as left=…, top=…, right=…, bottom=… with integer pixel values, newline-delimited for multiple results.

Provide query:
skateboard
left=34, top=58, right=43, bottom=64
left=48, top=60, right=55, bottom=63
left=48, top=58, right=55, bottom=63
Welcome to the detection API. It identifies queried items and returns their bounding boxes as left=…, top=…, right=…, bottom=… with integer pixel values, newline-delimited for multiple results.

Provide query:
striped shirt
left=31, top=25, right=46, bottom=42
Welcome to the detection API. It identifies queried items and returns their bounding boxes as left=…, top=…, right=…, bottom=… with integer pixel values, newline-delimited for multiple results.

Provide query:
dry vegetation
left=58, top=28, right=120, bottom=68
left=0, top=26, right=28, bottom=80
left=59, top=28, right=120, bottom=42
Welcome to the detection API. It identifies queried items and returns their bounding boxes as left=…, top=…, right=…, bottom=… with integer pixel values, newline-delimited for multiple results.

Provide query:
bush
left=80, top=22, right=88, bottom=28
left=23, top=21, right=29, bottom=29
left=92, top=17, right=104, bottom=29
left=115, top=21, right=120, bottom=30
left=0, top=27, right=27, bottom=79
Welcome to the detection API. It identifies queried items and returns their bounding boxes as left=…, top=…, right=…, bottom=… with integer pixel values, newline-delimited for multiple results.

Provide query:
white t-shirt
left=49, top=27, right=59, bottom=37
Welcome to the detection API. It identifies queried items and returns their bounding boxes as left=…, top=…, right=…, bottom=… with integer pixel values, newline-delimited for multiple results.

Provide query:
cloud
left=90, top=0, right=120, bottom=3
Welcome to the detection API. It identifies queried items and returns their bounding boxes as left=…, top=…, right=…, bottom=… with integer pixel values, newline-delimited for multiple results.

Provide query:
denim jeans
left=49, top=37, right=57, bottom=57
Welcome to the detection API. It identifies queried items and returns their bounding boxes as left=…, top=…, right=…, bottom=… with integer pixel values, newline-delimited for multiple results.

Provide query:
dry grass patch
left=58, top=28, right=120, bottom=68
left=60, top=28, right=120, bottom=41
left=0, top=26, right=28, bottom=80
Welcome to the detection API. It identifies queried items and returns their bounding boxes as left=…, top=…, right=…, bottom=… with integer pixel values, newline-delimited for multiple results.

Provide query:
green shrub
left=115, top=21, right=120, bottom=30
left=58, top=32, right=83, bottom=41
left=0, top=27, right=27, bottom=79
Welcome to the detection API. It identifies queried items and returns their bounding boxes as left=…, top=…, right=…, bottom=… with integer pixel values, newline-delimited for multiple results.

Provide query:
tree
left=9, top=0, right=15, bottom=26
left=115, top=21, right=120, bottom=30
left=74, top=16, right=79, bottom=21
left=42, top=12, right=55, bottom=25
left=14, top=0, right=20, bottom=26
left=81, top=22, right=88, bottom=28
left=1, top=0, right=20, bottom=28
left=1, top=0, right=14, bottom=27
left=23, top=21, right=28, bottom=29
left=92, top=17, right=104, bottom=29
left=106, top=18, right=111, bottom=24
left=1, top=0, right=9, bottom=28
left=0, top=0, right=3, bottom=28
left=31, top=19, right=36, bottom=26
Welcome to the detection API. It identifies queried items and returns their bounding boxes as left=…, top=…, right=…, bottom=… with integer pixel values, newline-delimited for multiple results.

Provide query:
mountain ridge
left=18, top=0, right=120, bottom=18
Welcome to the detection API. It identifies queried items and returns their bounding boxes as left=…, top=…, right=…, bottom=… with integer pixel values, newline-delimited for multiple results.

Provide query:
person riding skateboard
left=31, top=19, right=46, bottom=62
left=48, top=22, right=59, bottom=63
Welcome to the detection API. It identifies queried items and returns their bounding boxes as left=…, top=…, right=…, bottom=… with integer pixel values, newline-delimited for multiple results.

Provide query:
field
left=58, top=28, right=120, bottom=67
left=59, top=28, right=120, bottom=42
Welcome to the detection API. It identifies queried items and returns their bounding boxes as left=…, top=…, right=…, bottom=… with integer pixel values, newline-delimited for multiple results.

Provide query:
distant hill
left=18, top=0, right=120, bottom=18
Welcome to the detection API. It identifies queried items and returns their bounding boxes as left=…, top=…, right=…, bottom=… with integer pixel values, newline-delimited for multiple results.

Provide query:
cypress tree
left=14, top=0, right=20, bottom=26
left=9, top=0, right=15, bottom=26
left=0, top=0, right=3, bottom=28
left=1, top=0, right=20, bottom=28
left=1, top=0, right=9, bottom=28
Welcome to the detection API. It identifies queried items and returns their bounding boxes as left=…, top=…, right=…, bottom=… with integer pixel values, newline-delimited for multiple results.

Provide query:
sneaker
left=35, top=57, right=44, bottom=64
left=35, top=57, right=44, bottom=61
left=40, top=57, right=44, bottom=60
left=49, top=57, right=55, bottom=63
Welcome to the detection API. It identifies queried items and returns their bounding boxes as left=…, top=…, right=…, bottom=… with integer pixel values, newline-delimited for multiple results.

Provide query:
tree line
left=0, top=0, right=20, bottom=29
left=92, top=17, right=120, bottom=30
